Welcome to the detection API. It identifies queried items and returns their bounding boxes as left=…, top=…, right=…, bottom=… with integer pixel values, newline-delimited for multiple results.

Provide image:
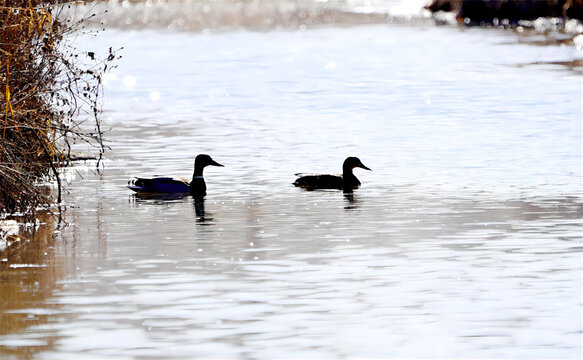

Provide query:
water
left=1, top=1, right=582, bottom=359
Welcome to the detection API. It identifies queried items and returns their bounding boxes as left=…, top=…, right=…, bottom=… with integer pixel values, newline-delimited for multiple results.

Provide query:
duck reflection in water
left=193, top=198, right=214, bottom=223
left=343, top=191, right=360, bottom=211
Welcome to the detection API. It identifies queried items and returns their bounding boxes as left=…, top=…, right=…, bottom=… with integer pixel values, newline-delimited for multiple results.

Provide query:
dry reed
left=0, top=0, right=117, bottom=217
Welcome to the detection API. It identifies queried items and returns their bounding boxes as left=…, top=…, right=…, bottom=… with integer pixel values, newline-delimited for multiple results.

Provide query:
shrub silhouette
left=1, top=1, right=117, bottom=216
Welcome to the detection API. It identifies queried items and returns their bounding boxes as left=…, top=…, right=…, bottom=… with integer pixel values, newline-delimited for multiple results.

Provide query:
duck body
left=292, top=174, right=345, bottom=190
left=293, top=157, right=371, bottom=190
left=128, top=154, right=223, bottom=197
left=128, top=176, right=190, bottom=194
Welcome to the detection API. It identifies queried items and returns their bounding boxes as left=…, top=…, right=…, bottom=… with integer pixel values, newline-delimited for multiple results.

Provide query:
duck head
left=193, top=154, right=224, bottom=177
left=342, top=157, right=371, bottom=173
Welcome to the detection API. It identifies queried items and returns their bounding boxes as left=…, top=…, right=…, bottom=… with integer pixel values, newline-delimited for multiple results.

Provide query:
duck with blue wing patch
left=128, top=154, right=223, bottom=198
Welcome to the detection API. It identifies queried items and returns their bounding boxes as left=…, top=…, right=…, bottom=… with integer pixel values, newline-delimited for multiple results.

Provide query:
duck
left=293, top=156, right=371, bottom=190
left=128, top=154, right=223, bottom=198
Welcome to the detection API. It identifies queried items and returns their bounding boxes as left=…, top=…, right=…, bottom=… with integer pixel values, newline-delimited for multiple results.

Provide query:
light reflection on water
left=2, top=10, right=583, bottom=360
left=3, top=191, right=581, bottom=359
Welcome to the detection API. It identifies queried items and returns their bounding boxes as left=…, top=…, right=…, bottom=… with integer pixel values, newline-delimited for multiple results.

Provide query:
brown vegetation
left=0, top=1, right=116, bottom=216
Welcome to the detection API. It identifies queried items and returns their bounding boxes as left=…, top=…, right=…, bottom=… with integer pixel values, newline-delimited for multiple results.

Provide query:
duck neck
left=193, top=166, right=205, bottom=179
left=342, top=165, right=354, bottom=179
left=190, top=169, right=207, bottom=198
left=342, top=166, right=359, bottom=186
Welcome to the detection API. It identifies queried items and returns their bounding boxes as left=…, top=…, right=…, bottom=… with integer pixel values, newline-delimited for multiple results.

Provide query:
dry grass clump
left=0, top=0, right=116, bottom=216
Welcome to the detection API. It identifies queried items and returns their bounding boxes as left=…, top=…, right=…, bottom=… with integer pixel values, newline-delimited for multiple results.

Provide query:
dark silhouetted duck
left=128, top=154, right=223, bottom=198
left=293, top=156, right=371, bottom=190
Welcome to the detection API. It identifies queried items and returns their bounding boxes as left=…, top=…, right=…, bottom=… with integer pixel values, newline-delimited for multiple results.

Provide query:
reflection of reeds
left=0, top=213, right=61, bottom=357
left=0, top=1, right=117, bottom=216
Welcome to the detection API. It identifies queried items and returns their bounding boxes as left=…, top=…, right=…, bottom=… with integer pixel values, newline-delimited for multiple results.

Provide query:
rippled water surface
left=1, top=1, right=582, bottom=359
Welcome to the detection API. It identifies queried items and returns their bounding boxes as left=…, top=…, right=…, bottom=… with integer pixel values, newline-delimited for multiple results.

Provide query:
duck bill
left=210, top=160, right=224, bottom=167
left=359, top=164, right=371, bottom=171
